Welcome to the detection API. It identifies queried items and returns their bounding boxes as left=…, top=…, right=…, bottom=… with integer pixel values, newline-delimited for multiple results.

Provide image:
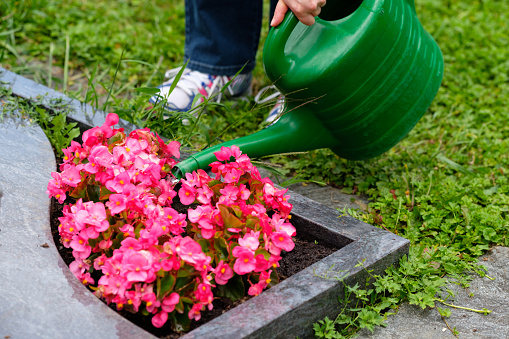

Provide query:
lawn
left=2, top=0, right=509, bottom=337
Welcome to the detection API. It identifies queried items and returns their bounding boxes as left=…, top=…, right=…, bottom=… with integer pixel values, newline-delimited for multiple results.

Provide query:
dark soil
left=50, top=158, right=340, bottom=337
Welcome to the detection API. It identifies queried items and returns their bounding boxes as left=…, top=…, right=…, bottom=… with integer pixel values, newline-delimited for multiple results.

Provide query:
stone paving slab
left=357, top=246, right=509, bottom=339
left=0, top=115, right=155, bottom=339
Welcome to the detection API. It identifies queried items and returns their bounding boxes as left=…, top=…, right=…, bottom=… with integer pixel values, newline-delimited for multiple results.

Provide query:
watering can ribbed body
left=173, top=0, right=443, bottom=177
left=263, top=0, right=444, bottom=160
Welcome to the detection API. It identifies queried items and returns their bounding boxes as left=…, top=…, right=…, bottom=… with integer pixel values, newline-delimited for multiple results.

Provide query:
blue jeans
left=184, top=0, right=277, bottom=76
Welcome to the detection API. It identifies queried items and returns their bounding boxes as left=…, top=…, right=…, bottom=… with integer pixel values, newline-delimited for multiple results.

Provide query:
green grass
left=2, top=0, right=509, bottom=337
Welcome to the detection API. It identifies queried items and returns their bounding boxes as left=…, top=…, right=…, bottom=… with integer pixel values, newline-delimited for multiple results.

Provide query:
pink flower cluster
left=47, top=114, right=295, bottom=331
left=180, top=145, right=295, bottom=297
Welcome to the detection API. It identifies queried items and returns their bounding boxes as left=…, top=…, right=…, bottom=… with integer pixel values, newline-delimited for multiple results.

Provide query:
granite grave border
left=0, top=68, right=409, bottom=338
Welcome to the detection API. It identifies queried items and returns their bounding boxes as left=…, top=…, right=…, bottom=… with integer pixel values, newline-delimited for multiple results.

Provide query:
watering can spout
left=173, top=107, right=337, bottom=179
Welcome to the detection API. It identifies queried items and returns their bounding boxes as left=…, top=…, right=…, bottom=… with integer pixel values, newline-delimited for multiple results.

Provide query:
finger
left=270, top=1, right=289, bottom=27
left=296, top=13, right=316, bottom=26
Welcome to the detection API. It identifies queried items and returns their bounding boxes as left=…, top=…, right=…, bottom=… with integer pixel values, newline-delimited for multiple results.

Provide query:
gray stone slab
left=0, top=114, right=154, bottom=339
left=286, top=182, right=369, bottom=212
left=357, top=246, right=509, bottom=339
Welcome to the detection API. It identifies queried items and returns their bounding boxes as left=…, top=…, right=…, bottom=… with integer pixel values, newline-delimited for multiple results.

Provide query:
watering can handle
left=263, top=11, right=299, bottom=79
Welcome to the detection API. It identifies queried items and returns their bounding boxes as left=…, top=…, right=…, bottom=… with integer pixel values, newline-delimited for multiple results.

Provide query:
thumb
left=270, top=1, right=289, bottom=27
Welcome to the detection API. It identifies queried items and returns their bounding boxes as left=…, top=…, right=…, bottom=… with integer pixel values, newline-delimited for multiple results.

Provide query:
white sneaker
left=254, top=85, right=284, bottom=124
left=149, top=67, right=252, bottom=113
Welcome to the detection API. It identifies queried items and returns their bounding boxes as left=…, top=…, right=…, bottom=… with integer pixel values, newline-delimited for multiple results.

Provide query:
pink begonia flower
left=124, top=250, right=155, bottom=283
left=230, top=145, right=242, bottom=159
left=193, top=254, right=212, bottom=273
left=99, top=239, right=113, bottom=250
left=238, top=183, right=251, bottom=200
left=236, top=153, right=253, bottom=170
left=188, top=303, right=203, bottom=321
left=248, top=270, right=272, bottom=296
left=176, top=237, right=205, bottom=265
left=105, top=113, right=119, bottom=127
left=161, top=292, right=180, bottom=313
left=218, top=185, right=239, bottom=205
left=125, top=289, right=142, bottom=312
left=271, top=214, right=297, bottom=237
left=91, top=145, right=114, bottom=167
left=69, top=259, right=88, bottom=278
left=112, top=146, right=130, bottom=166
left=214, top=261, right=234, bottom=285
left=125, top=138, right=147, bottom=156
left=93, top=254, right=108, bottom=271
left=71, top=242, right=92, bottom=260
left=159, top=138, right=181, bottom=159
left=47, top=182, right=66, bottom=203
left=213, top=146, right=234, bottom=161
left=61, top=141, right=79, bottom=163
left=121, top=237, right=144, bottom=251
left=157, top=179, right=177, bottom=205
left=152, top=311, right=168, bottom=328
left=248, top=282, right=264, bottom=297
left=233, top=246, right=256, bottom=275
left=107, top=274, right=127, bottom=296
left=254, top=254, right=269, bottom=272
left=239, top=231, right=261, bottom=251
left=60, top=165, right=82, bottom=187
left=271, top=231, right=295, bottom=252
left=70, top=234, right=89, bottom=252
left=119, top=223, right=135, bottom=237
left=179, top=183, right=197, bottom=205
left=188, top=204, right=214, bottom=224
left=81, top=126, right=101, bottom=147
left=106, top=193, right=127, bottom=215
left=187, top=205, right=217, bottom=238
left=160, top=255, right=179, bottom=271
left=223, top=168, right=243, bottom=184
left=196, top=185, right=214, bottom=205
left=79, top=272, right=95, bottom=286
left=105, top=171, right=132, bottom=193
left=183, top=171, right=200, bottom=187
left=195, top=283, right=213, bottom=305
left=227, top=227, right=243, bottom=233
left=142, top=291, right=161, bottom=313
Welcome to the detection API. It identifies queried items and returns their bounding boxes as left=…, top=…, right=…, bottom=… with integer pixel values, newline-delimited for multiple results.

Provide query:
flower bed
left=1, top=68, right=410, bottom=339
left=47, top=114, right=308, bottom=332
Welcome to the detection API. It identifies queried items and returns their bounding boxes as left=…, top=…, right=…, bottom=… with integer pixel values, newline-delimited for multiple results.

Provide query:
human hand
left=270, top=0, right=326, bottom=27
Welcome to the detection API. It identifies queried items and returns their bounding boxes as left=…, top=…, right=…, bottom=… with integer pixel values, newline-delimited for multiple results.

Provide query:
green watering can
left=174, top=0, right=443, bottom=177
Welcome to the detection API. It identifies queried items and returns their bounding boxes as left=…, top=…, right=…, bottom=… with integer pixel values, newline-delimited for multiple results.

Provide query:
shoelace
left=163, top=67, right=235, bottom=104
left=253, top=85, right=282, bottom=105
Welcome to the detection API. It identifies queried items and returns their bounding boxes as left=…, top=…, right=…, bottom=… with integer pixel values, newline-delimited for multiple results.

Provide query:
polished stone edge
left=0, top=68, right=410, bottom=338
left=184, top=231, right=409, bottom=339
left=0, top=115, right=155, bottom=339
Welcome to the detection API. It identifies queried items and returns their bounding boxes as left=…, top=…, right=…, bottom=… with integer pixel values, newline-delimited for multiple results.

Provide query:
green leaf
left=437, top=154, right=474, bottom=175
left=197, top=238, right=210, bottom=253
left=158, top=274, right=176, bottom=298
left=254, top=248, right=270, bottom=260
left=213, top=237, right=229, bottom=260
left=216, top=274, right=245, bottom=301
left=482, top=227, right=499, bottom=242
left=134, top=87, right=161, bottom=95
left=438, top=307, right=452, bottom=318
left=218, top=204, right=244, bottom=229
left=169, top=307, right=191, bottom=333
